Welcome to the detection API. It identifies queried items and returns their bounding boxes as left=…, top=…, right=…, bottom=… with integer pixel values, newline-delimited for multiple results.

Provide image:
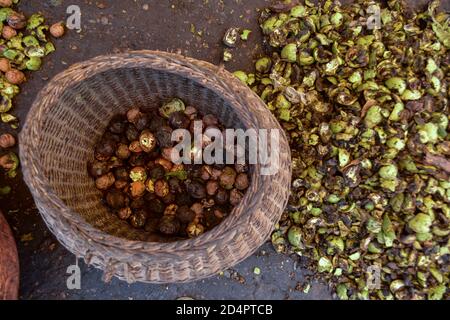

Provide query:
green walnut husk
left=165, top=170, right=188, bottom=181
left=1, top=3, right=60, bottom=198
left=27, top=13, right=45, bottom=30
left=1, top=152, right=19, bottom=178
left=240, top=0, right=449, bottom=300
left=241, top=29, right=252, bottom=41
left=0, top=185, right=11, bottom=195
left=159, top=98, right=186, bottom=118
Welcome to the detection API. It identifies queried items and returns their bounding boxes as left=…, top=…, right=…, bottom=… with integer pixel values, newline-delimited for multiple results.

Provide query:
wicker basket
left=19, top=51, right=291, bottom=283
left=0, top=210, right=19, bottom=299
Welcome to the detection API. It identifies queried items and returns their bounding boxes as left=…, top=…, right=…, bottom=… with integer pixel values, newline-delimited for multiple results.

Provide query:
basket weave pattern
left=19, top=51, right=291, bottom=283
left=0, top=211, right=19, bottom=299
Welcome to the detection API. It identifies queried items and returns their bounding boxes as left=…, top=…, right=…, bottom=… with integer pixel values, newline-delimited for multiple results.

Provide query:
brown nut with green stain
left=229, top=189, right=243, bottom=206
left=187, top=180, right=207, bottom=199
left=159, top=215, right=181, bottom=235
left=126, top=108, right=142, bottom=124
left=126, top=125, right=139, bottom=141
left=144, top=217, right=160, bottom=233
left=200, top=165, right=212, bottom=181
left=145, top=179, right=155, bottom=193
left=130, top=181, right=146, bottom=198
left=0, top=153, right=16, bottom=170
left=176, top=205, right=196, bottom=224
left=128, top=154, right=145, bottom=167
left=210, top=168, right=222, bottom=180
left=161, top=147, right=174, bottom=161
left=169, top=111, right=190, bottom=129
left=116, top=143, right=131, bottom=159
left=184, top=106, right=197, bottom=119
left=117, top=207, right=132, bottom=220
left=202, top=114, right=218, bottom=127
left=130, top=197, right=146, bottom=209
left=95, top=172, right=115, bottom=190
left=139, top=130, right=157, bottom=153
left=219, top=166, right=237, bottom=190
left=235, top=163, right=248, bottom=173
left=130, top=210, right=147, bottom=228
left=206, top=180, right=219, bottom=196
left=149, top=164, right=165, bottom=180
left=171, top=163, right=185, bottom=173
left=214, top=207, right=225, bottom=219
left=190, top=202, right=203, bottom=217
left=109, top=116, right=127, bottom=134
left=186, top=222, right=205, bottom=238
left=168, top=177, right=182, bottom=193
left=154, top=179, right=169, bottom=198
left=161, top=192, right=176, bottom=205
left=159, top=98, right=185, bottom=119
left=235, top=173, right=249, bottom=190
left=164, top=203, right=178, bottom=216
left=114, top=167, right=128, bottom=181
left=106, top=189, right=128, bottom=209
left=129, top=141, right=143, bottom=153
left=94, top=139, right=115, bottom=161
left=88, top=160, right=110, bottom=178
left=115, top=180, right=128, bottom=189
left=155, top=158, right=173, bottom=171
left=129, top=166, right=147, bottom=182
left=155, top=125, right=173, bottom=148
left=214, top=188, right=229, bottom=205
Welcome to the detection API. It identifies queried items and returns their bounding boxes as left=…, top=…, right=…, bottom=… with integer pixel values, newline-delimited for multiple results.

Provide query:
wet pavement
left=1, top=0, right=445, bottom=300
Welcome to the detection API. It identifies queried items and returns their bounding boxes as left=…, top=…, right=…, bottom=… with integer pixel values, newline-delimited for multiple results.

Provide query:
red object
left=0, top=210, right=19, bottom=300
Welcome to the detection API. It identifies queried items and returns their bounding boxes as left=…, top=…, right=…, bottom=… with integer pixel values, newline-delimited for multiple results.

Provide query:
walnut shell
left=50, top=22, right=65, bottom=38
left=5, top=69, right=25, bottom=85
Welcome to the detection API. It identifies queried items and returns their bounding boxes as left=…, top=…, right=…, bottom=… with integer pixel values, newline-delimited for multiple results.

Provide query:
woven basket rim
left=20, top=50, right=291, bottom=255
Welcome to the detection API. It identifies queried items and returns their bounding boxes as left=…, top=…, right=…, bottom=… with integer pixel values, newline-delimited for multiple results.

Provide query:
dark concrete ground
left=0, top=0, right=333, bottom=300
left=0, top=0, right=447, bottom=300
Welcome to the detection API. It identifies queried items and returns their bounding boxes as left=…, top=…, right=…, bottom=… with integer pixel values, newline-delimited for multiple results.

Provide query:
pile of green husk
left=234, top=0, right=449, bottom=300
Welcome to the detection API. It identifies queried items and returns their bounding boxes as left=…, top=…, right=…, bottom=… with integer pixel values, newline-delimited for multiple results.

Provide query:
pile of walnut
left=0, top=0, right=65, bottom=128
left=88, top=98, right=250, bottom=240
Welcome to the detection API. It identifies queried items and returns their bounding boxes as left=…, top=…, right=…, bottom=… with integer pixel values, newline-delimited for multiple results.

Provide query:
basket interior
left=37, top=67, right=249, bottom=241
